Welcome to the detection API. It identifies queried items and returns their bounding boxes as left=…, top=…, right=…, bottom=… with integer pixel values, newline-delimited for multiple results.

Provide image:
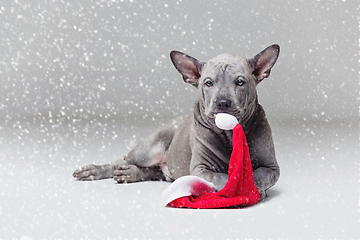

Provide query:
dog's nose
left=215, top=98, right=232, bottom=110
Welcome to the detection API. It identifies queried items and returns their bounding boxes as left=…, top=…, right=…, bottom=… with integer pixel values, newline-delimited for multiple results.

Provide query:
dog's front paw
left=73, top=164, right=111, bottom=181
left=259, top=191, right=267, bottom=200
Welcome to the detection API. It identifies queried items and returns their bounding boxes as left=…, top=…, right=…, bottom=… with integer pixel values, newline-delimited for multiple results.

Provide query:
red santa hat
left=161, top=113, right=261, bottom=209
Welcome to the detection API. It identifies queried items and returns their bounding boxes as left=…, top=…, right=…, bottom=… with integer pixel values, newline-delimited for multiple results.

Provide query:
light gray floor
left=1, top=115, right=358, bottom=239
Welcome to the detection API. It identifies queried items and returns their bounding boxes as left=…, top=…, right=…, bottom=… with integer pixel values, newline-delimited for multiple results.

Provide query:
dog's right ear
left=248, top=44, right=280, bottom=84
left=170, top=51, right=204, bottom=88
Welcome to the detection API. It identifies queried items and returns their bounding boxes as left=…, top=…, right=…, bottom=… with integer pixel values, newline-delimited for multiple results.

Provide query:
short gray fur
left=73, top=44, right=281, bottom=199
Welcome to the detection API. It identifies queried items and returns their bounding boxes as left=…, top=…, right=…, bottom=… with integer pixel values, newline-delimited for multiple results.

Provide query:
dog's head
left=170, top=44, right=280, bottom=125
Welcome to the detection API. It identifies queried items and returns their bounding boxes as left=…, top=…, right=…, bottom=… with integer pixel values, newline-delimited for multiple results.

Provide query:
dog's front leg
left=189, top=133, right=231, bottom=191
left=206, top=171, right=228, bottom=191
left=253, top=167, right=280, bottom=199
left=190, top=166, right=228, bottom=191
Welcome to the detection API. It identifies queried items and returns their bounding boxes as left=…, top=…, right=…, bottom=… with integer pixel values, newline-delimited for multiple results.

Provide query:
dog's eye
left=204, top=78, right=213, bottom=87
left=236, top=78, right=245, bottom=86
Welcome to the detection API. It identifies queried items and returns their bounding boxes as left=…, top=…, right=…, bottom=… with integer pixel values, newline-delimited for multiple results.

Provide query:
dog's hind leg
left=113, top=120, right=178, bottom=183
left=73, top=141, right=170, bottom=182
left=73, top=115, right=184, bottom=183
left=73, top=163, right=115, bottom=181
left=113, top=142, right=169, bottom=183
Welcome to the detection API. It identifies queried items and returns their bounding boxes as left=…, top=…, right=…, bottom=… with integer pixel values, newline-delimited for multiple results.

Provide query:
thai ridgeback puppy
left=73, top=44, right=281, bottom=199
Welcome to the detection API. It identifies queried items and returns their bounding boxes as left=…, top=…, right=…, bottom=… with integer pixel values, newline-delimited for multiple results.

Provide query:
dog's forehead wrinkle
left=204, top=53, right=249, bottom=78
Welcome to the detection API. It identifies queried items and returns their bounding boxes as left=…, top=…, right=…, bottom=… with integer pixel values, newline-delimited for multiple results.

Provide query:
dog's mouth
left=207, top=109, right=243, bottom=124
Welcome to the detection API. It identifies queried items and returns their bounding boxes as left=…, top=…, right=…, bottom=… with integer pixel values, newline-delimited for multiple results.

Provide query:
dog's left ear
left=248, top=44, right=280, bottom=83
left=170, top=51, right=204, bottom=88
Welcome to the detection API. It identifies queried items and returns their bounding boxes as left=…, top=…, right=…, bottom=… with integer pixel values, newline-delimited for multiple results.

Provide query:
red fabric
left=168, top=124, right=260, bottom=209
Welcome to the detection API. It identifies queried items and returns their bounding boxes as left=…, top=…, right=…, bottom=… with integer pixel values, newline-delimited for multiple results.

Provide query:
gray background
left=1, top=0, right=358, bottom=121
left=0, top=0, right=359, bottom=239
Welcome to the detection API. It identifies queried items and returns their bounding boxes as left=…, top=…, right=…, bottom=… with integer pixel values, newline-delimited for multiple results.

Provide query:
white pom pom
left=215, top=113, right=238, bottom=130
left=161, top=176, right=215, bottom=206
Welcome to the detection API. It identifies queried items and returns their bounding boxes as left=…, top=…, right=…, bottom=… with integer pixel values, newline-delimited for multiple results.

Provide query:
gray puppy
left=73, top=44, right=280, bottom=199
